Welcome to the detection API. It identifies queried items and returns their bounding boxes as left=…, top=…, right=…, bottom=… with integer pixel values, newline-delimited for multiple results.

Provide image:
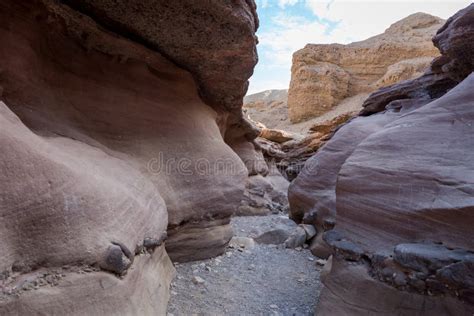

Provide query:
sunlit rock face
left=289, top=4, right=474, bottom=314
left=288, top=13, right=444, bottom=123
left=0, top=0, right=258, bottom=313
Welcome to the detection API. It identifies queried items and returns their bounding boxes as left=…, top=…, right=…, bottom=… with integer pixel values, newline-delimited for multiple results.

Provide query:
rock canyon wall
left=0, top=0, right=259, bottom=314
left=288, top=13, right=444, bottom=123
left=289, top=4, right=474, bottom=314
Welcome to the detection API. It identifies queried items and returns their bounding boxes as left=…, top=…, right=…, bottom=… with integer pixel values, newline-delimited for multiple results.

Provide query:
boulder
left=236, top=162, right=289, bottom=216
left=254, top=229, right=290, bottom=245
left=283, top=224, right=318, bottom=249
left=229, top=237, right=255, bottom=250
left=259, top=128, right=295, bottom=143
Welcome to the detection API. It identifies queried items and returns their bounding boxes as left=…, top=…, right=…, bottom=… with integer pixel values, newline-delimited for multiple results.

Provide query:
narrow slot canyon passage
left=1, top=0, right=473, bottom=315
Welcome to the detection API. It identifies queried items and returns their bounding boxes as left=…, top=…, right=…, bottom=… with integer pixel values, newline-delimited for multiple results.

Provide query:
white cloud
left=305, top=0, right=473, bottom=42
left=278, top=0, right=300, bottom=8
left=257, top=13, right=350, bottom=69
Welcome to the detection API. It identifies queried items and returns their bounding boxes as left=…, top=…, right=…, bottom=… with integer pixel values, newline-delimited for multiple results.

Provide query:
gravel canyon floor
left=168, top=215, right=323, bottom=315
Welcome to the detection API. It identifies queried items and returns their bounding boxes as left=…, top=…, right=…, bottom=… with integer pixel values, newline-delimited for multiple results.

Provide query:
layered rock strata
left=0, top=0, right=258, bottom=313
left=289, top=4, right=474, bottom=314
left=288, top=13, right=444, bottom=123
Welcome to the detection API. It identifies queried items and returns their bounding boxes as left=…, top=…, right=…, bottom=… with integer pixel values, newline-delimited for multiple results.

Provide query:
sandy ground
left=167, top=215, right=323, bottom=316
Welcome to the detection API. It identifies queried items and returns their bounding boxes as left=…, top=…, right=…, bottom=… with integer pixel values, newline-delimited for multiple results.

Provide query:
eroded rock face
left=62, top=0, right=259, bottom=111
left=231, top=134, right=290, bottom=216
left=256, top=112, right=354, bottom=181
left=236, top=164, right=290, bottom=216
left=288, top=13, right=444, bottom=123
left=289, top=4, right=474, bottom=314
left=0, top=0, right=258, bottom=313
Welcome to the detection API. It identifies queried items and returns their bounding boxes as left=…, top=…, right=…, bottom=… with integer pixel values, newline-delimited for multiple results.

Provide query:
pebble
left=192, top=276, right=205, bottom=285
left=230, top=237, right=255, bottom=250
left=315, top=259, right=327, bottom=266
left=269, top=304, right=279, bottom=309
left=308, top=257, right=315, bottom=262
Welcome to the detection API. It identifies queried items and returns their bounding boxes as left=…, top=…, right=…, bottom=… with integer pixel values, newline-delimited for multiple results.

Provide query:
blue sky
left=247, top=0, right=473, bottom=95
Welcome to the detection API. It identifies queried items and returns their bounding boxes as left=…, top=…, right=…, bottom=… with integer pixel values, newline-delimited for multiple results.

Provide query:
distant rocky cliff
left=288, top=13, right=444, bottom=123
left=244, top=89, right=288, bottom=129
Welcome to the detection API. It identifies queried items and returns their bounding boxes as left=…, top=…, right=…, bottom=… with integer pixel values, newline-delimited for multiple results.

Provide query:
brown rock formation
left=255, top=112, right=354, bottom=182
left=62, top=0, right=259, bottom=111
left=289, top=4, right=474, bottom=314
left=236, top=164, right=290, bottom=216
left=232, top=133, right=290, bottom=216
left=259, top=128, right=295, bottom=143
left=288, top=12, right=444, bottom=123
left=0, top=0, right=258, bottom=313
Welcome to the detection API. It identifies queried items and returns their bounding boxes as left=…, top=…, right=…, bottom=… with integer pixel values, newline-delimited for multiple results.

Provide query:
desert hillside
left=244, top=89, right=289, bottom=130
